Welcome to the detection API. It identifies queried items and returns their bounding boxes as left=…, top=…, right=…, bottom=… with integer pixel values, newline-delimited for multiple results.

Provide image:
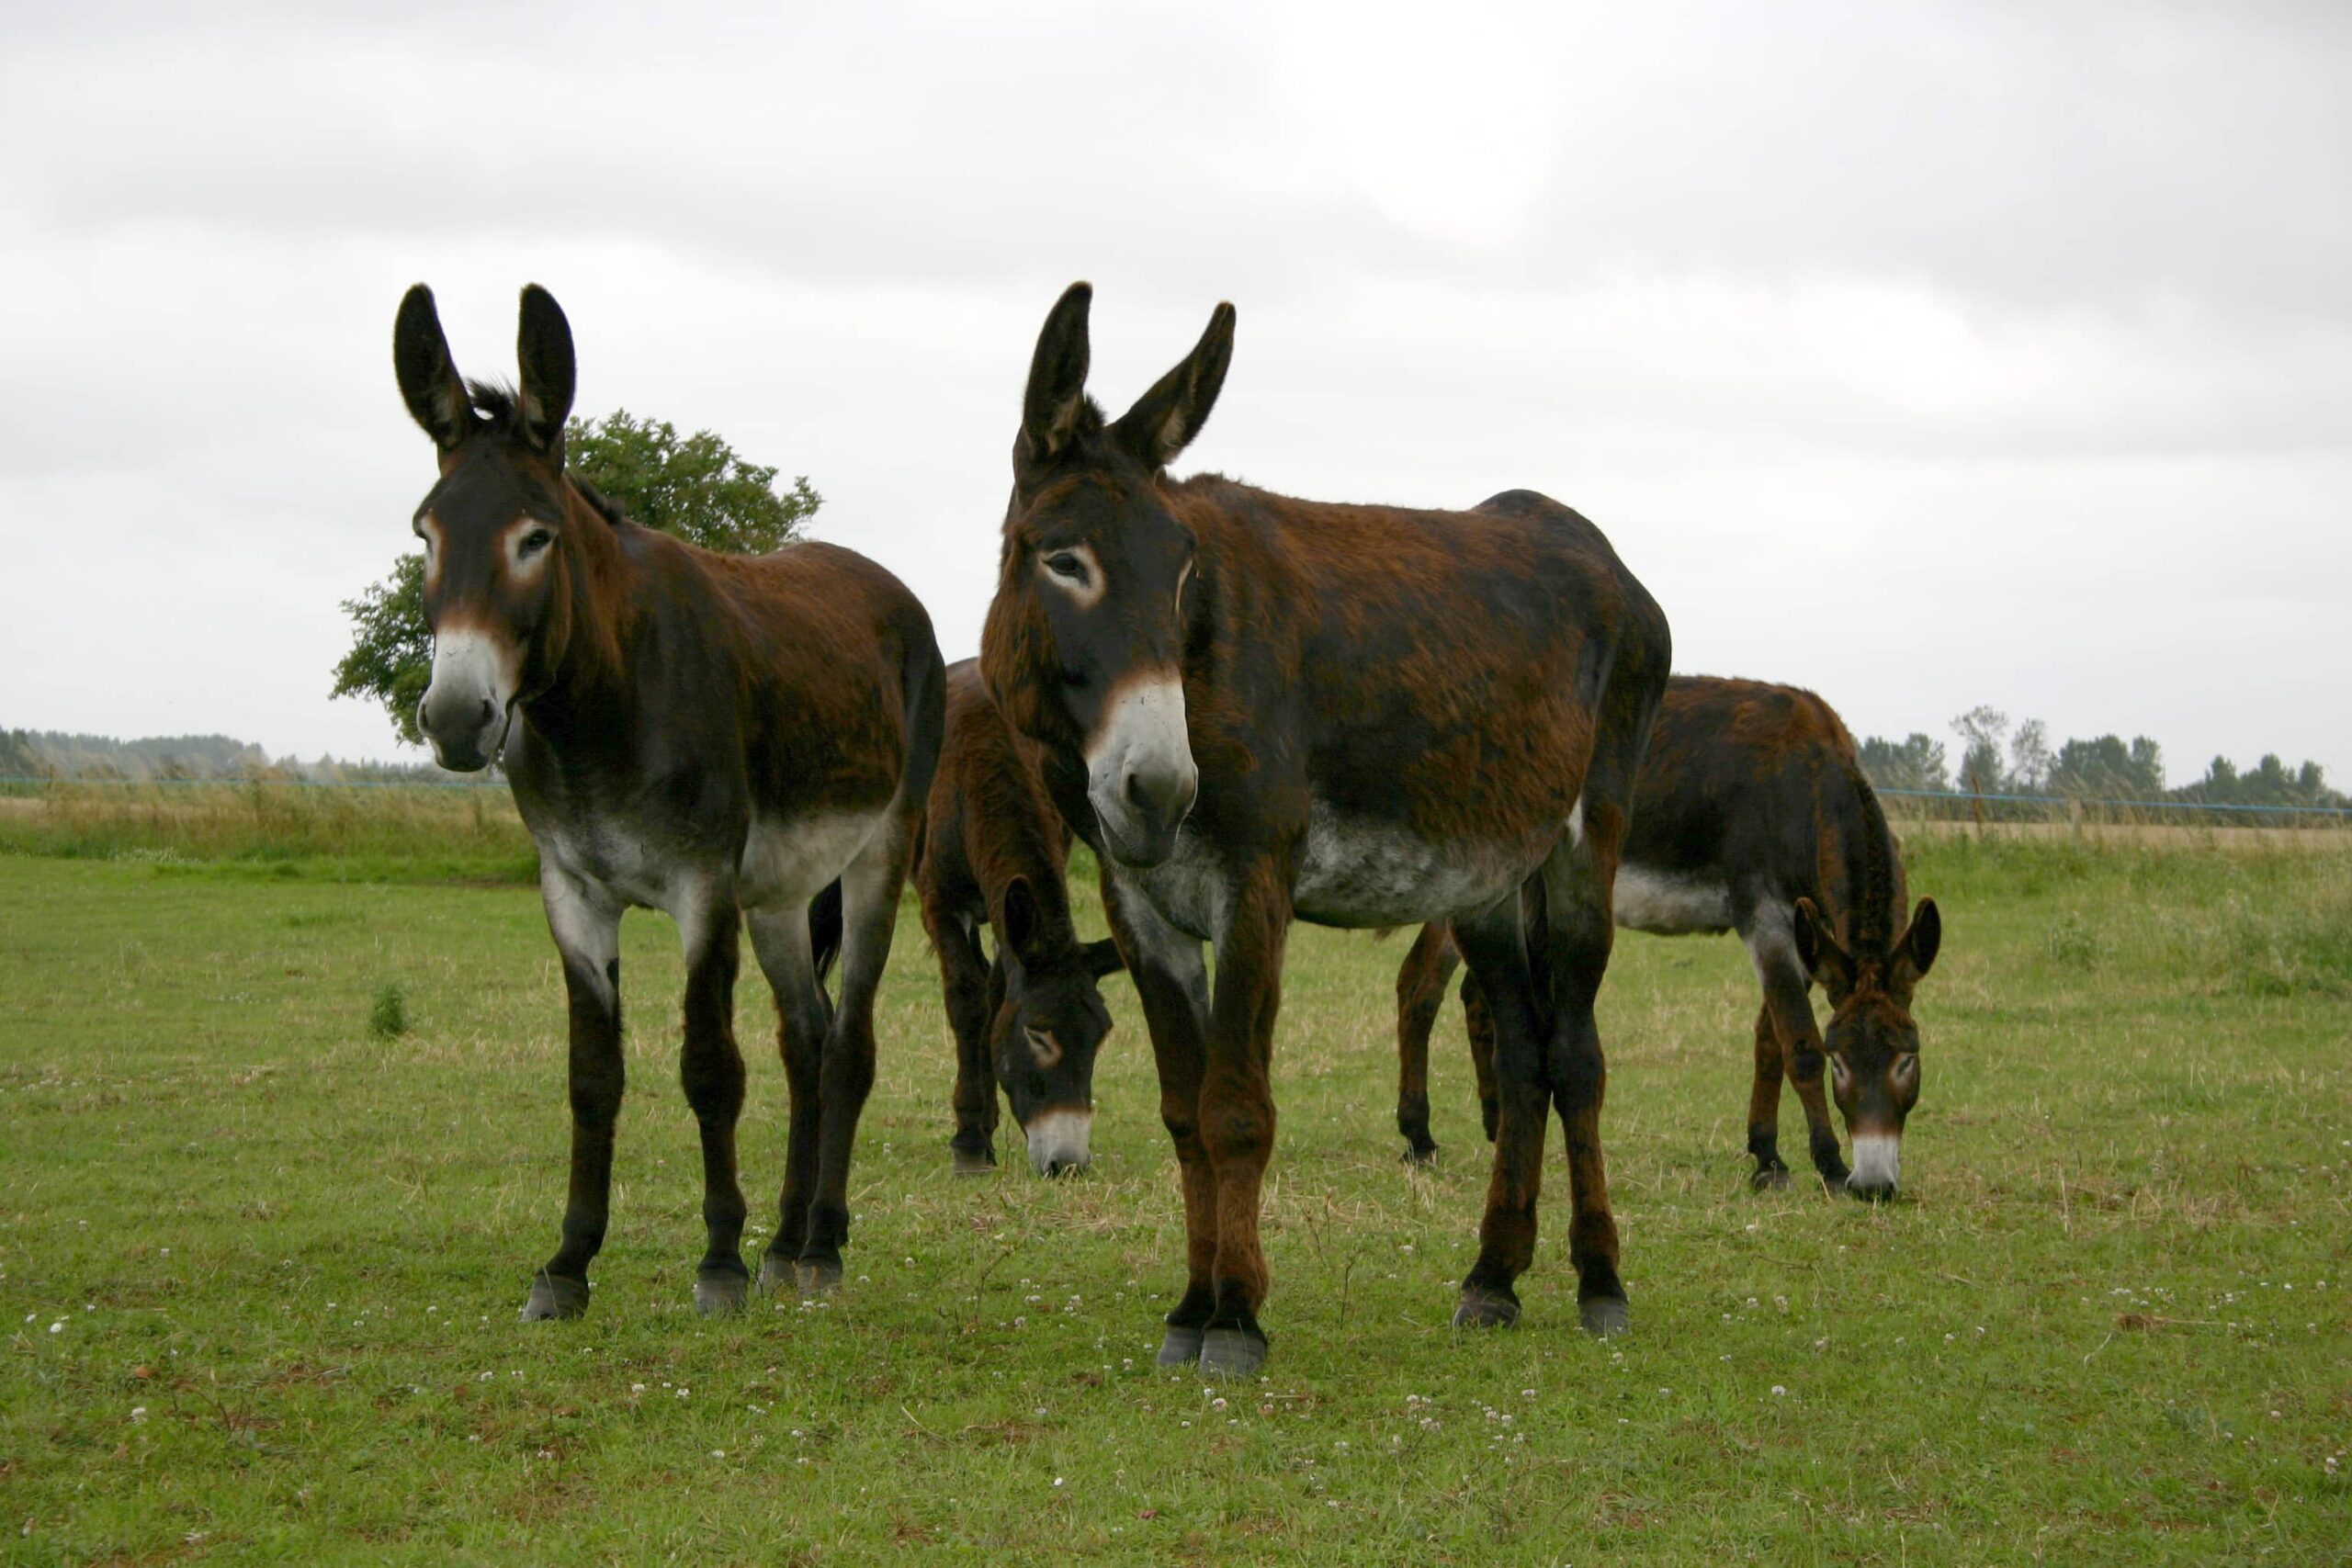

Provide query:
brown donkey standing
left=917, top=658, right=1124, bottom=1177
left=391, top=284, right=944, bottom=1318
left=979, top=284, right=1671, bottom=1375
left=1394, top=676, right=1941, bottom=1197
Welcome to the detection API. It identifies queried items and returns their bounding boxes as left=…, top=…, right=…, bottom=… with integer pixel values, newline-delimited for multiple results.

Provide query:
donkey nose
left=1125, top=761, right=1195, bottom=820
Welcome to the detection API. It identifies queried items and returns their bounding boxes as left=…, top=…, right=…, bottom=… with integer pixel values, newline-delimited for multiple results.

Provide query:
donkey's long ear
left=1000, top=874, right=1046, bottom=968
left=1021, top=282, right=1093, bottom=464
left=515, top=284, right=576, bottom=459
left=1112, top=301, right=1236, bottom=469
left=393, top=285, right=479, bottom=452
left=1792, top=897, right=1857, bottom=998
left=1892, top=897, right=1941, bottom=988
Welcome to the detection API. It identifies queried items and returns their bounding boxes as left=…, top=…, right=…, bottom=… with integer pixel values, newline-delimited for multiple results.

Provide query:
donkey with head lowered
left=980, top=284, right=1670, bottom=1375
left=917, top=658, right=1124, bottom=1178
left=392, top=284, right=944, bottom=1317
left=1394, top=675, right=1941, bottom=1197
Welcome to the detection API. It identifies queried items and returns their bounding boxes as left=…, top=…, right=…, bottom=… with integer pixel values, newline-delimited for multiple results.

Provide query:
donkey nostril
left=477, top=699, right=495, bottom=728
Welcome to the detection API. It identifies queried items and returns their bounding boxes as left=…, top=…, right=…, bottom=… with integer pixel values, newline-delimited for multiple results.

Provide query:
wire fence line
left=1876, top=787, right=2352, bottom=820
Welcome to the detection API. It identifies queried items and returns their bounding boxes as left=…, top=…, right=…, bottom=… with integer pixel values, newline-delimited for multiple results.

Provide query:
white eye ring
left=1036, top=542, right=1103, bottom=608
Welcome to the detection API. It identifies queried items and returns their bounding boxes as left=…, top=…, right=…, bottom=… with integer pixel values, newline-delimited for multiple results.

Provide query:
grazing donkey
left=391, top=284, right=944, bottom=1317
left=979, top=284, right=1670, bottom=1374
left=917, top=659, right=1124, bottom=1177
left=1393, top=676, right=1941, bottom=1197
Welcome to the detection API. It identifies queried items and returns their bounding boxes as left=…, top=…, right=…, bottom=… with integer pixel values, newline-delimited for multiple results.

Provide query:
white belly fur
left=1293, top=802, right=1521, bottom=930
left=1612, top=863, right=1734, bottom=935
left=541, top=809, right=887, bottom=925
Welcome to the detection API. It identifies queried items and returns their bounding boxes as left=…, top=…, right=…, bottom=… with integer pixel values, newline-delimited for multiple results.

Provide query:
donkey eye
left=1044, top=551, right=1088, bottom=581
left=519, top=528, right=555, bottom=557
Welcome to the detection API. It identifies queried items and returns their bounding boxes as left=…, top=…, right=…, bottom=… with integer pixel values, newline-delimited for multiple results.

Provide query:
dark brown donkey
left=917, top=658, right=1124, bottom=1177
left=979, top=284, right=1671, bottom=1375
left=391, top=284, right=944, bottom=1318
left=1394, top=676, right=1941, bottom=1198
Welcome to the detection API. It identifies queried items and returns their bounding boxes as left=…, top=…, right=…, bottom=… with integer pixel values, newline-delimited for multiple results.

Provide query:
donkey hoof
left=1155, top=1324, right=1205, bottom=1368
left=1579, top=1295, right=1631, bottom=1337
left=694, top=1271, right=749, bottom=1317
left=951, top=1147, right=997, bottom=1178
left=1752, top=1166, right=1792, bottom=1192
left=521, top=1270, right=589, bottom=1322
left=1199, top=1326, right=1268, bottom=1379
left=1401, top=1141, right=1440, bottom=1168
left=1452, top=1287, right=1520, bottom=1329
left=796, top=1257, right=844, bottom=1296
left=756, top=1253, right=797, bottom=1296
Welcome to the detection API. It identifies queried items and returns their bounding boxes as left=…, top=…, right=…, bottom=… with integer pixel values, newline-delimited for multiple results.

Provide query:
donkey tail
left=808, top=880, right=844, bottom=988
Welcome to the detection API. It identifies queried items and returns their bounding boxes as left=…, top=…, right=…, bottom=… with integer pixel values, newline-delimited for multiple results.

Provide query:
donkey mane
left=462, top=378, right=628, bottom=529
left=1839, top=765, right=1900, bottom=963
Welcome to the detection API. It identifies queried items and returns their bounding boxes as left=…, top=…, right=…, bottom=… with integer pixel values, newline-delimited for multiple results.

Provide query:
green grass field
left=3, top=806, right=2348, bottom=1562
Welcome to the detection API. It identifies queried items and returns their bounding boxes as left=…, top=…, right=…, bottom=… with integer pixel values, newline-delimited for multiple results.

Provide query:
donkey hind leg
left=526, top=868, right=624, bottom=1322
left=1395, top=923, right=1461, bottom=1163
left=1451, top=886, right=1551, bottom=1329
left=746, top=901, right=831, bottom=1296
left=1751, top=922, right=1847, bottom=1189
left=798, top=813, right=916, bottom=1291
left=674, top=886, right=752, bottom=1315
left=1540, top=803, right=1634, bottom=1337
left=927, top=908, right=1001, bottom=1175
left=1102, top=867, right=1216, bottom=1370
left=1461, top=965, right=1501, bottom=1144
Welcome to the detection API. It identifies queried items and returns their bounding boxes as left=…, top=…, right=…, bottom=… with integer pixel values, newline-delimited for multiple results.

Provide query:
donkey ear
left=1021, top=281, right=1093, bottom=464
left=515, top=284, right=576, bottom=458
left=1082, top=936, right=1126, bottom=980
left=1894, top=897, right=1941, bottom=984
left=1000, top=874, right=1045, bottom=966
left=1792, top=897, right=1856, bottom=997
left=1112, top=301, right=1236, bottom=469
left=393, top=285, right=479, bottom=451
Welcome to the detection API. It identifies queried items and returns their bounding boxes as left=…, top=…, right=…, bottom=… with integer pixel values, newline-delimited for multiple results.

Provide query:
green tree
left=333, top=412, right=820, bottom=746
left=1951, top=705, right=2010, bottom=795
left=1858, top=732, right=1950, bottom=793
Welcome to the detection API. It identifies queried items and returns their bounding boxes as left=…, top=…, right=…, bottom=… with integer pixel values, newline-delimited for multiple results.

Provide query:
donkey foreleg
left=1393, top=922, right=1460, bottom=1163
left=1195, top=870, right=1291, bottom=1378
left=1748, top=915, right=1848, bottom=1189
left=1102, top=868, right=1216, bottom=1370
left=1743, top=1000, right=1792, bottom=1190
left=526, top=868, right=624, bottom=1322
left=925, top=907, right=1001, bottom=1174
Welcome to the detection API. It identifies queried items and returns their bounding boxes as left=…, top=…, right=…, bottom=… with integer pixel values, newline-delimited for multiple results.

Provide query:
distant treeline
left=0, top=728, right=482, bottom=785
left=1857, top=707, right=2347, bottom=812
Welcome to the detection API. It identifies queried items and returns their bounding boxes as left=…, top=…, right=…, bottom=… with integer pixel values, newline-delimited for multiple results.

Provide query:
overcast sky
left=3, top=0, right=2346, bottom=786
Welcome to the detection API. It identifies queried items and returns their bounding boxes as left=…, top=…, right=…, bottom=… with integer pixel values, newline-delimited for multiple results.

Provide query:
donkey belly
left=1612, top=861, right=1734, bottom=936
left=1293, top=802, right=1523, bottom=930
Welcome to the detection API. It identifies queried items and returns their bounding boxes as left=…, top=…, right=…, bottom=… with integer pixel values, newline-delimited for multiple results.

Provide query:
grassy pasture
left=1, top=810, right=2348, bottom=1562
